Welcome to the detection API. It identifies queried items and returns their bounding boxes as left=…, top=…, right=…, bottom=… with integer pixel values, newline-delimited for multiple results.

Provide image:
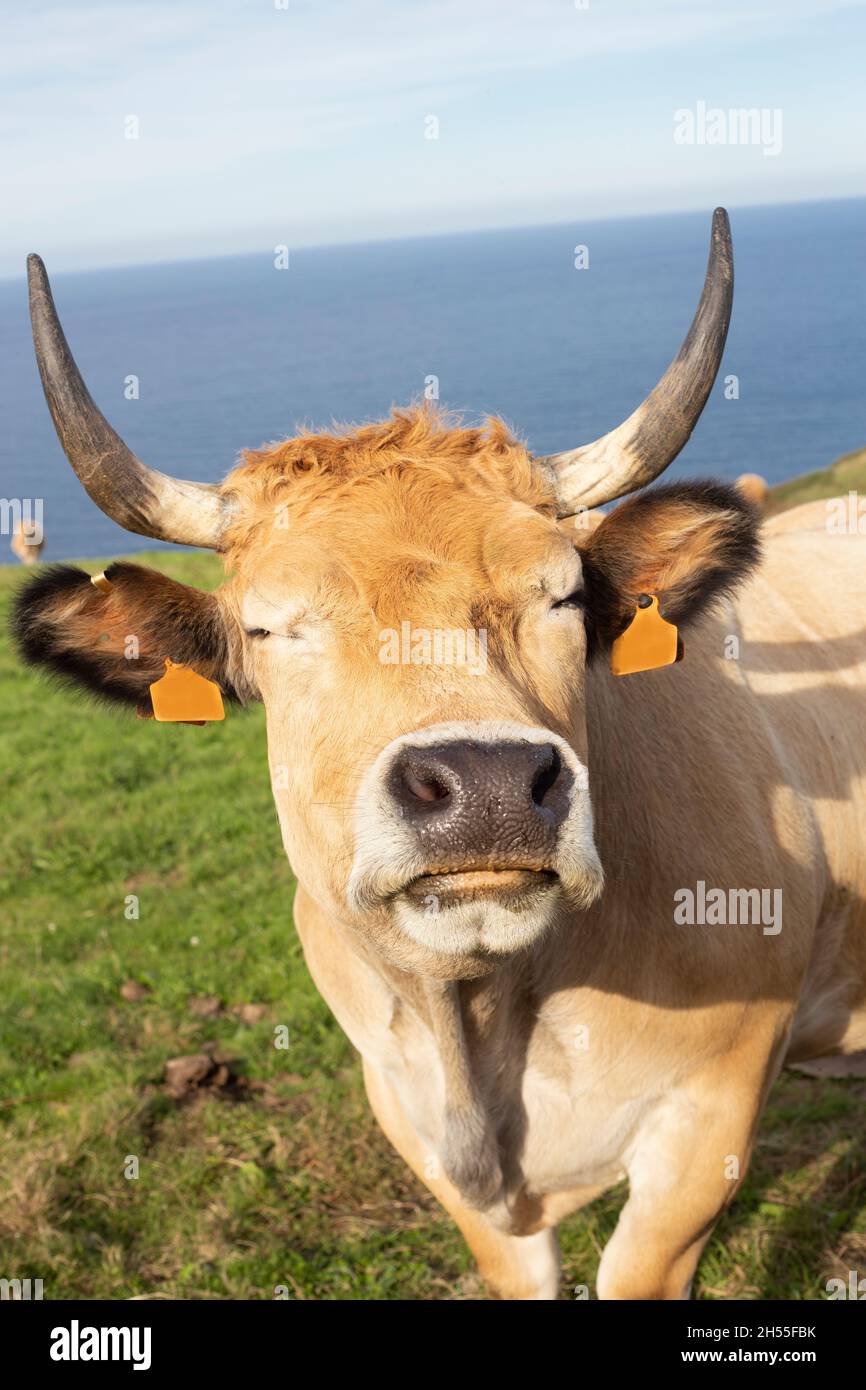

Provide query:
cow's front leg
left=362, top=1058, right=560, bottom=1300
left=596, top=1038, right=782, bottom=1300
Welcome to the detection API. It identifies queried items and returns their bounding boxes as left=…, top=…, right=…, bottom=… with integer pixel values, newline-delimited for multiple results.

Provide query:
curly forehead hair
left=218, top=405, right=556, bottom=558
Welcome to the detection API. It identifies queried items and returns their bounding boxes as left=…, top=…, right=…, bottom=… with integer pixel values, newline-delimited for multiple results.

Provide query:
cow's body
left=294, top=501, right=866, bottom=1297
left=18, top=218, right=865, bottom=1298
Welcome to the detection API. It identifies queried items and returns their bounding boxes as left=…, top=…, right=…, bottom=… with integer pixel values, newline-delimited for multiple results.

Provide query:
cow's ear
left=12, top=562, right=247, bottom=710
left=576, top=481, right=760, bottom=656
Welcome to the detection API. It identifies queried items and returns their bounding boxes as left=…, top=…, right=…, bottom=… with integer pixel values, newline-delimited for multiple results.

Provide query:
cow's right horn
left=539, top=208, right=734, bottom=516
left=27, top=254, right=231, bottom=549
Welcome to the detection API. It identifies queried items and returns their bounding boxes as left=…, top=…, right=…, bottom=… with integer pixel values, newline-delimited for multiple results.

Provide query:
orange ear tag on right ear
left=149, top=658, right=225, bottom=723
left=610, top=595, right=680, bottom=677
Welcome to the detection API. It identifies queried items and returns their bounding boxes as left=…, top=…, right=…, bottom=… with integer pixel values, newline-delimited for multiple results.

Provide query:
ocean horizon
left=2, top=196, right=864, bottom=562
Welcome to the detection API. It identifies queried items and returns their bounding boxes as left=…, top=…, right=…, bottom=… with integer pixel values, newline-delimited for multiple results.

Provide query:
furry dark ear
left=12, top=562, right=244, bottom=709
left=576, top=481, right=760, bottom=655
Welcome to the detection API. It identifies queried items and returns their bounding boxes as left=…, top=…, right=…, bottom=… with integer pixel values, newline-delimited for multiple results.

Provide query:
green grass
left=768, top=444, right=866, bottom=513
left=1, top=549, right=864, bottom=1300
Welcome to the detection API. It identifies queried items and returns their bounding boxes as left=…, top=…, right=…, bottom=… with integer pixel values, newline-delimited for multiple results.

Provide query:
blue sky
left=2, top=0, right=865, bottom=275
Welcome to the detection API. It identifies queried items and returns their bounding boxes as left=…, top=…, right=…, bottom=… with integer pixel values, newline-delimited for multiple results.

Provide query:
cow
left=10, top=518, right=45, bottom=565
left=13, top=210, right=866, bottom=1300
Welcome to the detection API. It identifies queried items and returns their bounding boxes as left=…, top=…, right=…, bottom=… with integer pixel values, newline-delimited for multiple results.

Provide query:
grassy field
left=1, top=458, right=865, bottom=1299
left=767, top=443, right=866, bottom=513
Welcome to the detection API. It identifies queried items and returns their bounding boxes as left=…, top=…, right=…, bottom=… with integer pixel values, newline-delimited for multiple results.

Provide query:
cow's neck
left=419, top=977, right=505, bottom=1210
left=370, top=947, right=536, bottom=1217
left=295, top=882, right=542, bottom=1216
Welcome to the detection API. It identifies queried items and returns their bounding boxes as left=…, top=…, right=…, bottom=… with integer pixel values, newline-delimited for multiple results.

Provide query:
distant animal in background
left=735, top=472, right=769, bottom=510
left=10, top=520, right=45, bottom=565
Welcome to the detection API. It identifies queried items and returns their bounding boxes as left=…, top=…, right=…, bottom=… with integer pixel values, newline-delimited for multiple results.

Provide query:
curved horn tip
left=27, top=253, right=48, bottom=283
left=711, top=207, right=732, bottom=253
left=27, top=255, right=54, bottom=314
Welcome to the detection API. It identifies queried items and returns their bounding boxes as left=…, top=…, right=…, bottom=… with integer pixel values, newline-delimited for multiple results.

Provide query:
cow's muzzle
left=388, top=738, right=572, bottom=867
left=347, top=722, right=603, bottom=951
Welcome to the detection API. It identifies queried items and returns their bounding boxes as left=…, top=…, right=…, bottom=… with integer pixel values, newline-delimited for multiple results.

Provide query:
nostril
left=404, top=766, right=450, bottom=804
left=531, top=746, right=563, bottom=810
left=389, top=748, right=459, bottom=820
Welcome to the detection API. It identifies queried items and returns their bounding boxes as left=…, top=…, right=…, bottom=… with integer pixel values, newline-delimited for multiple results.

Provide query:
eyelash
left=552, top=590, right=585, bottom=610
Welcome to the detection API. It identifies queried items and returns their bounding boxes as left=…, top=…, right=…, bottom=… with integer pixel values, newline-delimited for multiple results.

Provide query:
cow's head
left=15, top=211, right=758, bottom=979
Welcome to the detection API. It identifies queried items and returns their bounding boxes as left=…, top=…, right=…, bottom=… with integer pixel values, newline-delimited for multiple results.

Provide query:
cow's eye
left=244, top=627, right=271, bottom=639
left=551, top=589, right=585, bottom=610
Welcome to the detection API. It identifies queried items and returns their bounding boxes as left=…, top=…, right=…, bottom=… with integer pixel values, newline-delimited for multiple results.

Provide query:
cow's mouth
left=404, top=867, right=558, bottom=905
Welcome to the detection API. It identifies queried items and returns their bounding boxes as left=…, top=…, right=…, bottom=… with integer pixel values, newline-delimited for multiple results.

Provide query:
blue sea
left=1, top=198, right=864, bottom=562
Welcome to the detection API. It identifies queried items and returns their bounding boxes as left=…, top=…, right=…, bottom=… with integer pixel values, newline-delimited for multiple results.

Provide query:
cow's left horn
left=27, top=254, right=231, bottom=548
left=540, top=208, right=733, bottom=516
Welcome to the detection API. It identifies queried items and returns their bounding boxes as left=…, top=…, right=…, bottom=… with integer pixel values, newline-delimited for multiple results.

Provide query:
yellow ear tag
left=148, top=658, right=225, bottom=723
left=610, top=594, right=681, bottom=677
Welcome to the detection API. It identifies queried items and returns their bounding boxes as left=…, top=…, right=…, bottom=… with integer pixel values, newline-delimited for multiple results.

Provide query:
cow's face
left=15, top=413, right=758, bottom=979
left=224, top=418, right=600, bottom=977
